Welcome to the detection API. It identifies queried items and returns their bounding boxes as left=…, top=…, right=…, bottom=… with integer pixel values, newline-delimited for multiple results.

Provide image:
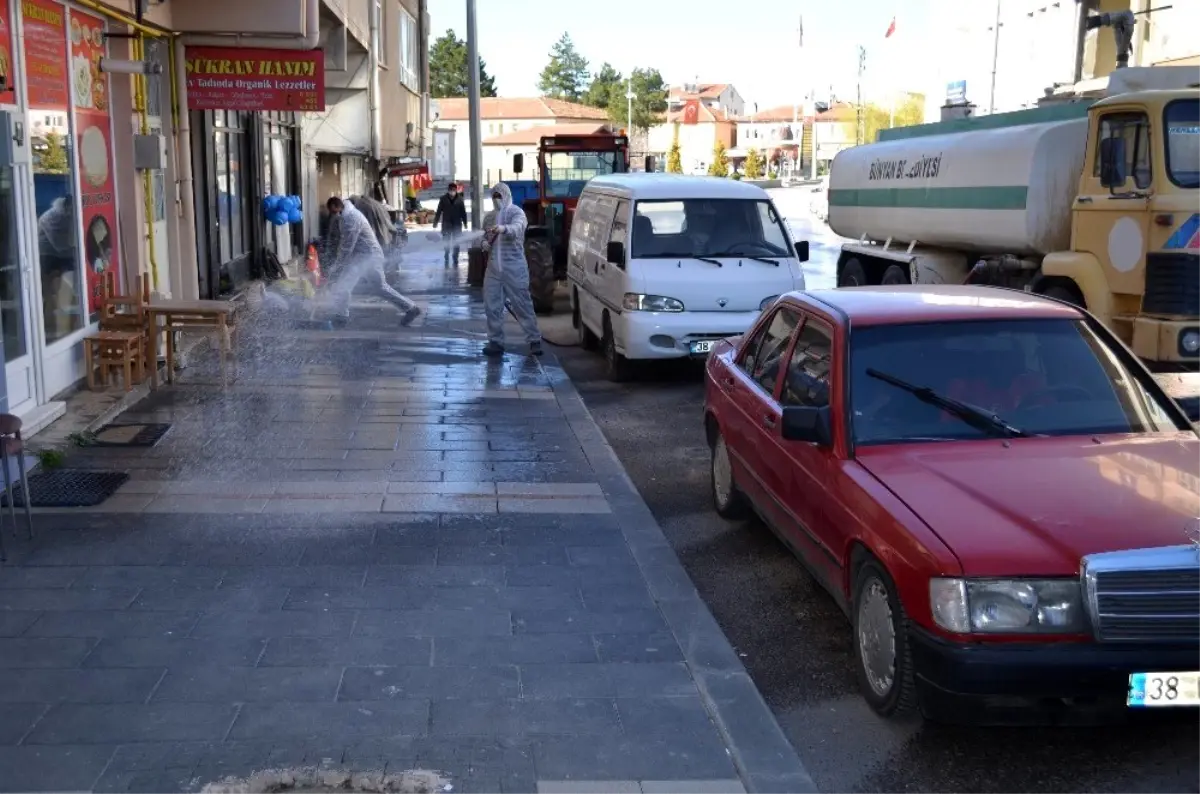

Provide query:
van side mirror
left=780, top=405, right=831, bottom=446
left=606, top=240, right=626, bottom=267
left=513, top=153, right=524, bottom=175
left=1098, top=137, right=1127, bottom=189
left=794, top=240, right=809, bottom=262
left=644, top=155, right=656, bottom=173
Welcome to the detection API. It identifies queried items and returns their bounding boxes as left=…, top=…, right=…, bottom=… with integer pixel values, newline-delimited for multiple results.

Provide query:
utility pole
left=988, top=0, right=1002, bottom=114
left=465, top=0, right=484, bottom=229
left=625, top=78, right=635, bottom=132
left=856, top=46, right=866, bottom=146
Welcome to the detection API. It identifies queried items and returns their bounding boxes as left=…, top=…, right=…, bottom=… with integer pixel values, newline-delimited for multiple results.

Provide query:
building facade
left=646, top=104, right=736, bottom=175
left=0, top=0, right=430, bottom=432
left=432, top=97, right=608, bottom=184
left=667, top=82, right=745, bottom=118
left=735, top=105, right=808, bottom=176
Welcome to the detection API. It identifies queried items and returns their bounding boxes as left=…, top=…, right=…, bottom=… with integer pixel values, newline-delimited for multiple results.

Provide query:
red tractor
left=509, top=130, right=631, bottom=314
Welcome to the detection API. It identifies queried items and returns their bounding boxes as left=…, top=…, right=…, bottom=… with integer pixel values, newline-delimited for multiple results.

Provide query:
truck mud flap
left=526, top=237, right=556, bottom=315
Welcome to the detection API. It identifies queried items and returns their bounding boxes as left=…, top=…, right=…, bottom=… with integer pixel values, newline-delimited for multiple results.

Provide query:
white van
left=567, top=174, right=809, bottom=381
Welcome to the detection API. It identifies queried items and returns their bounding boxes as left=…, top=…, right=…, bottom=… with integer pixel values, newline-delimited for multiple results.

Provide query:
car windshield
left=632, top=198, right=792, bottom=259
left=849, top=319, right=1182, bottom=445
left=544, top=151, right=624, bottom=198
left=1164, top=99, right=1199, bottom=189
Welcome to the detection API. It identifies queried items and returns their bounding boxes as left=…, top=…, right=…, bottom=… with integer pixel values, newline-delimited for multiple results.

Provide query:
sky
left=427, top=0, right=941, bottom=111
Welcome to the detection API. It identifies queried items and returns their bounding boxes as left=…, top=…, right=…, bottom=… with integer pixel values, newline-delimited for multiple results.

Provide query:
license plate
left=690, top=340, right=715, bottom=354
left=1127, top=671, right=1200, bottom=707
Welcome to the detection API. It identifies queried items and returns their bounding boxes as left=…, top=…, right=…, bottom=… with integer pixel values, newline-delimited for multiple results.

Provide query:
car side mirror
left=513, top=153, right=524, bottom=175
left=606, top=240, right=626, bottom=267
left=780, top=405, right=831, bottom=446
left=793, top=240, right=809, bottom=262
left=1098, top=137, right=1127, bottom=190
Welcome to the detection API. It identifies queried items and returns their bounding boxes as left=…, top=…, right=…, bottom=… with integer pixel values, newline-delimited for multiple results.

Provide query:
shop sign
left=184, top=46, right=325, bottom=112
left=0, top=3, right=15, bottom=104
left=386, top=160, right=429, bottom=178
left=22, top=0, right=69, bottom=109
left=71, top=8, right=118, bottom=313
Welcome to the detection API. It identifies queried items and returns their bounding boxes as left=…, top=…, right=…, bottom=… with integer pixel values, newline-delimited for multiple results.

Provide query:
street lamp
left=625, top=78, right=636, bottom=133
left=465, top=0, right=483, bottom=229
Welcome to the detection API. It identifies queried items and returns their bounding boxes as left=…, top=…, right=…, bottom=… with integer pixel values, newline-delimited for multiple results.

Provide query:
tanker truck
left=826, top=65, right=1199, bottom=370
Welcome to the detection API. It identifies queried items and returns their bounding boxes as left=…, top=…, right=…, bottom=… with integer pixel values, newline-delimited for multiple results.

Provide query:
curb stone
left=539, top=354, right=818, bottom=794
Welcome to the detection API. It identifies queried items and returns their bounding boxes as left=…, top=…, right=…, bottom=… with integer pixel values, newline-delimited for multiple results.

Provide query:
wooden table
left=147, top=299, right=237, bottom=387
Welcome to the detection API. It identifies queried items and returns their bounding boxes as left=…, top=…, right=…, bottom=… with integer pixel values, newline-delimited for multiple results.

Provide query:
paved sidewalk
left=0, top=255, right=813, bottom=793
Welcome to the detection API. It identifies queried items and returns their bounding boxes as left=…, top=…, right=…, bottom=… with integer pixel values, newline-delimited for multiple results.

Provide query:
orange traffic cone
left=306, top=244, right=322, bottom=287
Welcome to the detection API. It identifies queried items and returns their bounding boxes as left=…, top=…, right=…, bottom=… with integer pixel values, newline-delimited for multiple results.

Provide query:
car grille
left=1143, top=253, right=1200, bottom=316
left=1085, top=554, right=1200, bottom=643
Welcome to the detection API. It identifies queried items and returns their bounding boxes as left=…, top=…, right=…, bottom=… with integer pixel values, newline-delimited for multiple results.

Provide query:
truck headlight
left=930, top=578, right=1085, bottom=634
left=759, top=295, right=780, bottom=311
left=623, top=293, right=684, bottom=312
left=1179, top=328, right=1200, bottom=357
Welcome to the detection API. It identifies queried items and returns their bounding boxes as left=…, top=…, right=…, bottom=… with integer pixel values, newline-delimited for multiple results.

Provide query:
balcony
left=166, top=0, right=311, bottom=37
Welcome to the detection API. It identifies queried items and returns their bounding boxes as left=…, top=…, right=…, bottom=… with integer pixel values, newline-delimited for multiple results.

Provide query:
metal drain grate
left=91, top=423, right=173, bottom=448
left=3, top=470, right=130, bottom=508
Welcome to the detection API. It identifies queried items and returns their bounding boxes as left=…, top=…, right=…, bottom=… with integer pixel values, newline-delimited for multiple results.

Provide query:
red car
left=703, top=285, right=1200, bottom=722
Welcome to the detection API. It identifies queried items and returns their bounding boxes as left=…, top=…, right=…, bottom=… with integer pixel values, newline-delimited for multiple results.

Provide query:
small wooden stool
left=84, top=330, right=145, bottom=392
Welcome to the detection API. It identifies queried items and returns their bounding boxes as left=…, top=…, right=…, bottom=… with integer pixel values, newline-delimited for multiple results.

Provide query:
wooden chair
left=84, top=272, right=151, bottom=392
left=0, top=414, right=34, bottom=562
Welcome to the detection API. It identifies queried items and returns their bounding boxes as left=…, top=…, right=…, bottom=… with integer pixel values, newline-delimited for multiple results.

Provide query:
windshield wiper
left=711, top=249, right=783, bottom=266
left=659, top=253, right=723, bottom=267
left=865, top=368, right=1030, bottom=438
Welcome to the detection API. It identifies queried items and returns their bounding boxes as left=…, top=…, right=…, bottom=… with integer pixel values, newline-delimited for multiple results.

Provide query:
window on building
left=398, top=7, right=419, bottom=92
left=212, top=111, right=249, bottom=266
left=263, top=111, right=299, bottom=259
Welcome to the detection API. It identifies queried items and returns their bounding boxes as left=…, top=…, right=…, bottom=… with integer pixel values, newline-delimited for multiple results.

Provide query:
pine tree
left=537, top=33, right=589, bottom=101
left=707, top=140, right=729, bottom=177
left=584, top=63, right=622, bottom=110
left=428, top=29, right=497, bottom=98
left=607, top=67, right=668, bottom=131
left=743, top=148, right=764, bottom=179
left=38, top=130, right=69, bottom=174
left=666, top=125, right=683, bottom=174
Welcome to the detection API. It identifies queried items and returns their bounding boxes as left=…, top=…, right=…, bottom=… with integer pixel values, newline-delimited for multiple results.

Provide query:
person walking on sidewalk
left=325, top=196, right=420, bottom=327
left=433, top=182, right=467, bottom=267
left=481, top=182, right=542, bottom=357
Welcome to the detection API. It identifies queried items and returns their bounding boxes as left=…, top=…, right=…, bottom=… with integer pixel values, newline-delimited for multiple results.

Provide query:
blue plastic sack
left=287, top=208, right=303, bottom=224
left=262, top=195, right=280, bottom=214
left=270, top=209, right=289, bottom=226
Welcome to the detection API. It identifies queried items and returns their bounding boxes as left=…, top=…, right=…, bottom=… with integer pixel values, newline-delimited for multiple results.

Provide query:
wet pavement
left=0, top=252, right=811, bottom=793
left=549, top=193, right=1200, bottom=794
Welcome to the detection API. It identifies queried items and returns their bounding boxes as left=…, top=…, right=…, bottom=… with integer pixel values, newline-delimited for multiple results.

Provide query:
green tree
left=537, top=32, right=589, bottom=101
left=428, top=29, right=497, bottom=98
left=707, top=140, right=729, bottom=177
left=38, top=130, right=69, bottom=174
left=841, top=94, right=926, bottom=145
left=584, top=62, right=623, bottom=110
left=666, top=124, right=683, bottom=173
left=606, top=67, right=668, bottom=131
left=743, top=147, right=764, bottom=179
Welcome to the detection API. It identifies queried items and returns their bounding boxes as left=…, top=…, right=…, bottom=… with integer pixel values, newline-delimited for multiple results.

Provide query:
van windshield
left=632, top=199, right=792, bottom=259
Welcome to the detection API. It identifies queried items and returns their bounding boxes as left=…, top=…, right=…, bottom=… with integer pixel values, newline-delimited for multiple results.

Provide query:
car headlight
left=623, top=293, right=684, bottom=312
left=929, top=578, right=1085, bottom=634
left=1179, top=328, right=1200, bottom=357
left=759, top=295, right=780, bottom=311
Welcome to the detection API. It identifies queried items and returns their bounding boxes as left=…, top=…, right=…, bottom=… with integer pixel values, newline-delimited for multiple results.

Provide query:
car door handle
left=1077, top=197, right=1092, bottom=204
left=721, top=376, right=735, bottom=389
left=762, top=415, right=776, bottom=429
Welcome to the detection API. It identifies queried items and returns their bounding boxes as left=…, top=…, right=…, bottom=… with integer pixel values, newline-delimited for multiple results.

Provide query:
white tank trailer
left=827, top=108, right=1090, bottom=288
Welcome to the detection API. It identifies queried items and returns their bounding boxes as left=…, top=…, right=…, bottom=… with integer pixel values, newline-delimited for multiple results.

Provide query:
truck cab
left=1048, top=89, right=1199, bottom=367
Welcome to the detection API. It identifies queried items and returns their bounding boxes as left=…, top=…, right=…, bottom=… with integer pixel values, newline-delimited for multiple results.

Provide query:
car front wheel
left=711, top=430, right=750, bottom=520
left=852, top=559, right=917, bottom=718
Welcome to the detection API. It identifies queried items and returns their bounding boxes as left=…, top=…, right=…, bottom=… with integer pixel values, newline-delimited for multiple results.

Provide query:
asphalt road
left=546, top=190, right=1200, bottom=794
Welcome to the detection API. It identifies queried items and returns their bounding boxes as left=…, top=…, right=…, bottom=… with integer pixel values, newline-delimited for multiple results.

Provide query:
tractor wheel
left=526, top=237, right=556, bottom=315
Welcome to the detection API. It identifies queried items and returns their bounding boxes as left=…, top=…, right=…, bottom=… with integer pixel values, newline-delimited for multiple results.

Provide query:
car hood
left=857, top=433, right=1200, bottom=577
left=635, top=258, right=802, bottom=312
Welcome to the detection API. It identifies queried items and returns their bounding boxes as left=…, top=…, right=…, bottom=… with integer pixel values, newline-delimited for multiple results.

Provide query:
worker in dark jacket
left=433, top=182, right=468, bottom=267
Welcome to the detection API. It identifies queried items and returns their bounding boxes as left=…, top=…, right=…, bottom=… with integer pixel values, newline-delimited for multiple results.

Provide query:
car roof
left=587, top=173, right=770, bottom=200
left=788, top=285, right=1085, bottom=326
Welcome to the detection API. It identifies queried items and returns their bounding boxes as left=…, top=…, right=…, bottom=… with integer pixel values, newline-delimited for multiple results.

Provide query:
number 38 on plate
left=1128, top=671, right=1200, bottom=707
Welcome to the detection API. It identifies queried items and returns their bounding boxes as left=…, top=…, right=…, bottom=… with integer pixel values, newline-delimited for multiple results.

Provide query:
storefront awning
left=385, top=159, right=429, bottom=178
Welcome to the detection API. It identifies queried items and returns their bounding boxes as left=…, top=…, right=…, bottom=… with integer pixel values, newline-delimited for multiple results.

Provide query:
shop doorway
left=0, top=123, right=37, bottom=416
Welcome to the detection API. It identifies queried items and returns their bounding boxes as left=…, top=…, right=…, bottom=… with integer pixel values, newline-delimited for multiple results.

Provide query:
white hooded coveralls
left=483, top=182, right=541, bottom=346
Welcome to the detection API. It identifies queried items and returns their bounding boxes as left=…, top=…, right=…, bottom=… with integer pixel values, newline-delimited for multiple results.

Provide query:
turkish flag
left=683, top=101, right=699, bottom=125
left=885, top=17, right=896, bottom=38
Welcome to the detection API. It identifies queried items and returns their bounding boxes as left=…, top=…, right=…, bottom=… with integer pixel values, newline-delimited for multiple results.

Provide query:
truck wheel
left=881, top=264, right=909, bottom=285
left=852, top=559, right=918, bottom=719
left=526, top=237, right=556, bottom=315
left=839, top=258, right=869, bottom=287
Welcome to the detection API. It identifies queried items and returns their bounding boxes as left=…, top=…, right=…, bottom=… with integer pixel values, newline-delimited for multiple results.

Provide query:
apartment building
left=0, top=0, right=430, bottom=431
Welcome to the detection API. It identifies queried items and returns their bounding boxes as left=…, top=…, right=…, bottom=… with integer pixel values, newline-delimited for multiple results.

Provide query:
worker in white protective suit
left=481, top=182, right=543, bottom=357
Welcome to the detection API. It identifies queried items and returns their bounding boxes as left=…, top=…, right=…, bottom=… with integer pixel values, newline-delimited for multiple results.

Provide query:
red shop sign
left=184, top=45, right=324, bottom=113
left=0, top=2, right=15, bottom=104
left=22, top=0, right=69, bottom=109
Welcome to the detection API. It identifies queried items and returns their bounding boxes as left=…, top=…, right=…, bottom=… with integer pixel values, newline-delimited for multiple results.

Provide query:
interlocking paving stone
left=0, top=258, right=808, bottom=793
